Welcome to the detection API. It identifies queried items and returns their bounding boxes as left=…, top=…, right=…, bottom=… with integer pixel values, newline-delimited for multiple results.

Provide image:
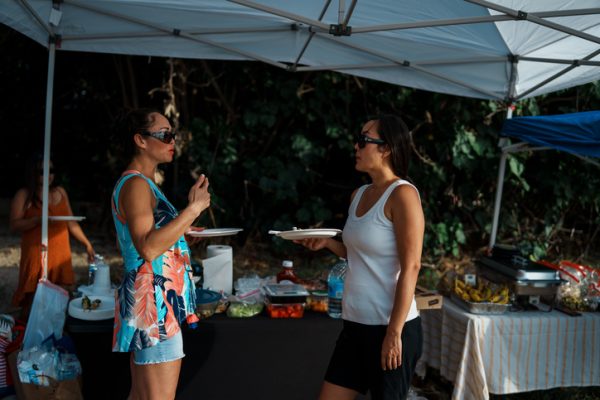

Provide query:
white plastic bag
left=23, top=280, right=69, bottom=350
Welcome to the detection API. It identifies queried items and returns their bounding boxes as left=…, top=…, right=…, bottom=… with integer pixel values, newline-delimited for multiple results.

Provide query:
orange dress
left=12, top=194, right=74, bottom=306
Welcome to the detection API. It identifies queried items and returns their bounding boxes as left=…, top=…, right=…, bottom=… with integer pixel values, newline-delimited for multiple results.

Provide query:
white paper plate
left=77, top=284, right=116, bottom=297
left=186, top=228, right=243, bottom=237
left=273, top=228, right=342, bottom=240
left=49, top=216, right=86, bottom=221
left=68, top=295, right=115, bottom=321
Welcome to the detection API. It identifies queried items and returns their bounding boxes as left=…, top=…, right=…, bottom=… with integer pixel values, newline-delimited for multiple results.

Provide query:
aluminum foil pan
left=451, top=293, right=511, bottom=315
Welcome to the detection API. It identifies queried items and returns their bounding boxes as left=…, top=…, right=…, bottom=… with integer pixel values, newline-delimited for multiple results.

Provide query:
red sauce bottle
left=276, top=260, right=298, bottom=284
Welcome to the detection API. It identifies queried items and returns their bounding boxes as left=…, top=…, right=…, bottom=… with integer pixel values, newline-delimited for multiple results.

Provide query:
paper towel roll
left=202, top=245, right=233, bottom=294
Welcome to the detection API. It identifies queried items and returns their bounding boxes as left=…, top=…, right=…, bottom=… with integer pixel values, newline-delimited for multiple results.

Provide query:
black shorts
left=324, top=317, right=423, bottom=400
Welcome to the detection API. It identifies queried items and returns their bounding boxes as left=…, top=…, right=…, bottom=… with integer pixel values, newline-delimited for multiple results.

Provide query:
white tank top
left=341, top=179, right=420, bottom=325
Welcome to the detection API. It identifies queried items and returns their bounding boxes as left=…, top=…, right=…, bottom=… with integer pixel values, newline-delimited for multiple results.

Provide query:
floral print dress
left=111, top=170, right=198, bottom=352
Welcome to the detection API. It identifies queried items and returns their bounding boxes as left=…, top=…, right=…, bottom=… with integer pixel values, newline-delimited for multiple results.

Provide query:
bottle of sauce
left=276, top=260, right=298, bottom=284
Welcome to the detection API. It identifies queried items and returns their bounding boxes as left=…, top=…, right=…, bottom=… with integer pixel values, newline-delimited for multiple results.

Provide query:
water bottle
left=88, top=254, right=104, bottom=286
left=327, top=258, right=347, bottom=319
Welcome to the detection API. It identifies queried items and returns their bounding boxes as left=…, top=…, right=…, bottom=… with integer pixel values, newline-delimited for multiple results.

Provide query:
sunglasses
left=355, top=133, right=386, bottom=149
left=141, top=129, right=176, bottom=144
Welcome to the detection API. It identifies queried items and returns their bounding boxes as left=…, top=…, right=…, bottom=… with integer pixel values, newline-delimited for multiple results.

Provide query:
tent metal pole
left=338, top=0, right=345, bottom=24
left=66, top=0, right=289, bottom=69
left=296, top=56, right=508, bottom=71
left=18, top=0, right=54, bottom=35
left=517, top=48, right=600, bottom=100
left=467, top=0, right=600, bottom=45
left=291, top=0, right=333, bottom=70
left=317, top=33, right=503, bottom=99
left=228, top=0, right=329, bottom=31
left=489, top=106, right=513, bottom=250
left=41, top=40, right=56, bottom=281
left=343, top=0, right=358, bottom=26
left=519, top=56, right=600, bottom=67
left=488, top=147, right=507, bottom=249
left=351, top=9, right=600, bottom=34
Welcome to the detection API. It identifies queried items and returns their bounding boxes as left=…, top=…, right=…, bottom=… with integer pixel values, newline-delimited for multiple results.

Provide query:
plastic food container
left=307, top=290, right=328, bottom=312
left=264, top=298, right=305, bottom=318
left=263, top=283, right=309, bottom=304
left=195, top=289, right=221, bottom=319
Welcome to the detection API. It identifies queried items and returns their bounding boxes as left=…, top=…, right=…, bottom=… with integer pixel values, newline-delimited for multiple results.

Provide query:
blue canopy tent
left=489, top=111, right=600, bottom=248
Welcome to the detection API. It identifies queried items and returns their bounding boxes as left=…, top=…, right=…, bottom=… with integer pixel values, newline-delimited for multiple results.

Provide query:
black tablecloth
left=66, top=312, right=343, bottom=400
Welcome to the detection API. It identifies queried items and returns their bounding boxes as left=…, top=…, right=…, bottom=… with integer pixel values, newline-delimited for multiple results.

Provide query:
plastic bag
left=17, top=339, right=81, bottom=386
left=23, top=281, right=69, bottom=350
left=232, top=274, right=266, bottom=304
left=17, top=346, right=57, bottom=386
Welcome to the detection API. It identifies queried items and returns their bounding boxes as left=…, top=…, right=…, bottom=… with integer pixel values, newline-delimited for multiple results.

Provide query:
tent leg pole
left=489, top=106, right=514, bottom=250
left=489, top=150, right=508, bottom=249
left=41, top=41, right=56, bottom=281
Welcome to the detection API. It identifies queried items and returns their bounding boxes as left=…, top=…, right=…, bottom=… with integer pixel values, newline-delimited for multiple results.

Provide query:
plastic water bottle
left=327, top=258, right=347, bottom=319
left=88, top=254, right=104, bottom=286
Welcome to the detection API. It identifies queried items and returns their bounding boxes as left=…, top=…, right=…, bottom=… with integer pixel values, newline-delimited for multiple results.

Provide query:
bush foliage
left=2, top=26, right=599, bottom=263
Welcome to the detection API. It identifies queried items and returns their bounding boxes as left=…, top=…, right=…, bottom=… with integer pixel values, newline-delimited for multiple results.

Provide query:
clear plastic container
left=263, top=283, right=308, bottom=304
left=264, top=299, right=305, bottom=318
left=307, top=290, right=328, bottom=313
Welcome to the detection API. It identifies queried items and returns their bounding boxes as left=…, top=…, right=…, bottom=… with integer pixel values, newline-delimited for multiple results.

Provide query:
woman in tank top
left=296, top=115, right=425, bottom=400
left=111, top=109, right=211, bottom=400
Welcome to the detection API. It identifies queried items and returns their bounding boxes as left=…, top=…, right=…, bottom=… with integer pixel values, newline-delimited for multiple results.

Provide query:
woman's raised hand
left=188, top=174, right=211, bottom=216
left=293, top=237, right=329, bottom=251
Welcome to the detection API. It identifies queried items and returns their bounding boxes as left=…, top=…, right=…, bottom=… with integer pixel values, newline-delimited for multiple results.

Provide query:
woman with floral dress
left=111, top=109, right=210, bottom=399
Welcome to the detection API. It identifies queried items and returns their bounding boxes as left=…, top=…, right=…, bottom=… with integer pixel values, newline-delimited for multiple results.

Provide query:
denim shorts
left=133, top=331, right=185, bottom=365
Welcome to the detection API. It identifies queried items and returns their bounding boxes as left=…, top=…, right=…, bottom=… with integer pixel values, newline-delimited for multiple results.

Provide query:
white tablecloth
left=418, top=299, right=600, bottom=400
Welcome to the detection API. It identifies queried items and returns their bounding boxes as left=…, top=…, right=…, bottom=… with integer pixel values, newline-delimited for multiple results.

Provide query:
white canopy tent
left=2, top=0, right=600, bottom=274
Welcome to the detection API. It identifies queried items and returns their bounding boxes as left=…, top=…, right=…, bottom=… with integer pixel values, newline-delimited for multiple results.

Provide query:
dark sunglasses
left=141, top=129, right=176, bottom=144
left=355, top=133, right=386, bottom=149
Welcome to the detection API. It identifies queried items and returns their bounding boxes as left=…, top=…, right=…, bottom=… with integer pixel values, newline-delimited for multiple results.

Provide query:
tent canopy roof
left=1, top=0, right=600, bottom=101
left=500, top=111, right=600, bottom=158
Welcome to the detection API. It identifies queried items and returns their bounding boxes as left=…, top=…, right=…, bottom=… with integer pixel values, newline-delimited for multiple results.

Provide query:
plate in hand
left=49, top=216, right=86, bottom=221
left=272, top=228, right=342, bottom=240
left=186, top=228, right=243, bottom=237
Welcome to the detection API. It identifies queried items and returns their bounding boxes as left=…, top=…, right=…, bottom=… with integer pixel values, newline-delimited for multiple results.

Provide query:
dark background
left=2, top=24, right=599, bottom=263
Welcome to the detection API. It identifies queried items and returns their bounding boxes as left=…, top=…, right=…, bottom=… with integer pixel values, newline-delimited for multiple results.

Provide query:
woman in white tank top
left=296, top=115, right=425, bottom=400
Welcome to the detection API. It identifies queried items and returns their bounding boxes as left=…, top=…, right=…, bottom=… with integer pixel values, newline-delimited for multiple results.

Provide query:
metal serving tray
left=478, top=266, right=562, bottom=296
left=478, top=257, right=559, bottom=281
left=450, top=293, right=510, bottom=315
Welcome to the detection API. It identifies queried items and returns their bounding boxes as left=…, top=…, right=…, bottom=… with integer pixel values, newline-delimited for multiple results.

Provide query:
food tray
left=478, top=257, right=559, bottom=281
left=451, top=293, right=510, bottom=315
left=264, top=299, right=305, bottom=318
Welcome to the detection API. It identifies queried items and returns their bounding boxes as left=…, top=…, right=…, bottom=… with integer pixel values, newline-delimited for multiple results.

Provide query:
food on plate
left=82, top=295, right=102, bottom=311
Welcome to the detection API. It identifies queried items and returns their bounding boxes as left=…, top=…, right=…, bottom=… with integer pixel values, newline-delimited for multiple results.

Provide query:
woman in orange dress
left=9, top=157, right=95, bottom=318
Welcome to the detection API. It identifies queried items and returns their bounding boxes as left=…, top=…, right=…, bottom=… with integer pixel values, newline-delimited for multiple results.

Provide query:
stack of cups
left=92, top=265, right=111, bottom=294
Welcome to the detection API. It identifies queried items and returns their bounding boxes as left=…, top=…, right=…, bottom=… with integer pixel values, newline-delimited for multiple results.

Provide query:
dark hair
left=117, top=108, right=161, bottom=159
left=375, top=114, right=412, bottom=180
left=24, top=153, right=57, bottom=206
